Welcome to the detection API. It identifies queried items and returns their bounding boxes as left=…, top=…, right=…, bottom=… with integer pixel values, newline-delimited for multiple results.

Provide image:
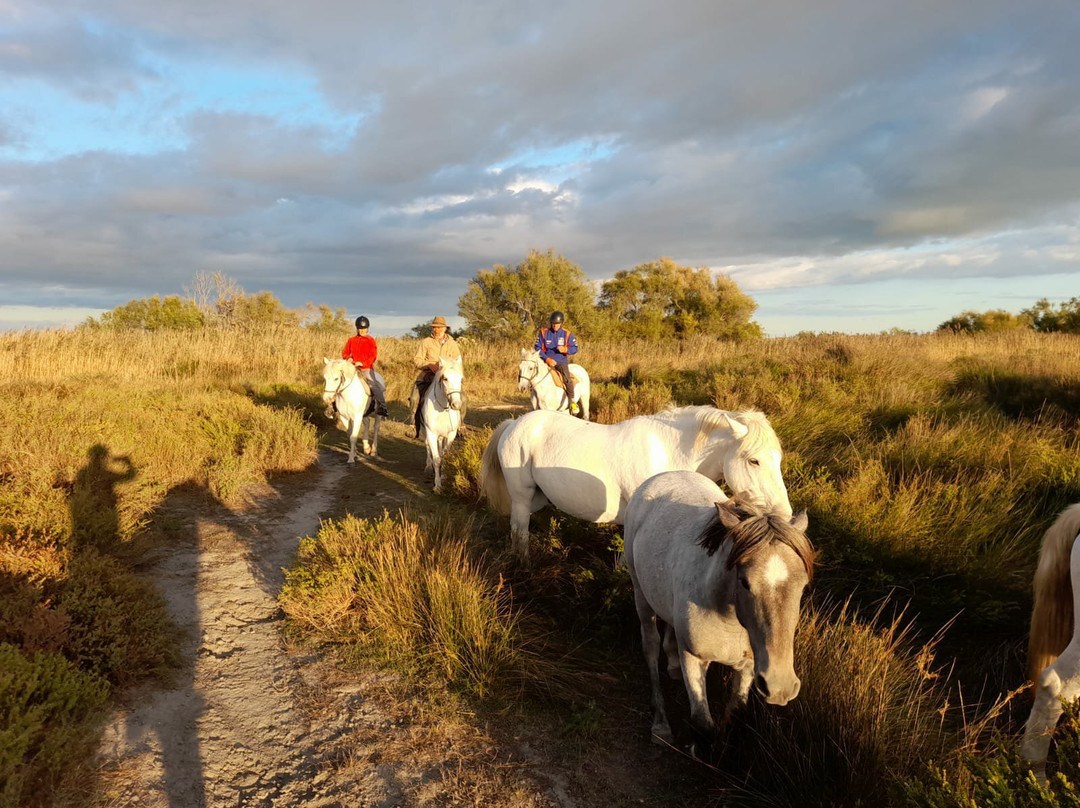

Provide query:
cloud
left=0, top=0, right=1079, bottom=331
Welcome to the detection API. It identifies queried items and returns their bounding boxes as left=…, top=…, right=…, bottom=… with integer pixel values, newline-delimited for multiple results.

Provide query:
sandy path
left=97, top=456, right=374, bottom=808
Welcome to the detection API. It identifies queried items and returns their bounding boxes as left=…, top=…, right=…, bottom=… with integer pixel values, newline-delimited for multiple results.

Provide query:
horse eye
left=748, top=458, right=760, bottom=466
left=739, top=577, right=750, bottom=591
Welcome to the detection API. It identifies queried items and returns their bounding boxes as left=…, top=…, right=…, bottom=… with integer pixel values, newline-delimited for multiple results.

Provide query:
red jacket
left=342, top=334, right=377, bottom=368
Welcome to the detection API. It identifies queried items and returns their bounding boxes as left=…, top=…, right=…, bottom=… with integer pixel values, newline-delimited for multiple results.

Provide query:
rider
left=341, top=316, right=389, bottom=417
left=412, top=316, right=462, bottom=437
left=534, top=311, right=579, bottom=414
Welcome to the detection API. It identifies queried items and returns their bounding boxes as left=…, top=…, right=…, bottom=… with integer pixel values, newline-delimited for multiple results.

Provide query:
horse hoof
left=651, top=726, right=675, bottom=747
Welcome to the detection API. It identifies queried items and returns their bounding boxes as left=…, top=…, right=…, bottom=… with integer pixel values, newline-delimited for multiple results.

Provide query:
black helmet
left=549, top=311, right=565, bottom=325
left=355, top=316, right=369, bottom=329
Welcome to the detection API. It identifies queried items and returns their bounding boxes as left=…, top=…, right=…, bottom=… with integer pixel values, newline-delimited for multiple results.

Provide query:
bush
left=0, top=644, right=108, bottom=808
left=281, top=512, right=569, bottom=699
left=902, top=700, right=1080, bottom=807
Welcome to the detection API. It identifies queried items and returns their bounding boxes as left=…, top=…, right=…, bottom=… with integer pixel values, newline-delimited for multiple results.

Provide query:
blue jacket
left=534, top=327, right=578, bottom=364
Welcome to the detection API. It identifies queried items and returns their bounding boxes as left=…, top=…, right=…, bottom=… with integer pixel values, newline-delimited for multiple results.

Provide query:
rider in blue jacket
left=534, top=311, right=580, bottom=414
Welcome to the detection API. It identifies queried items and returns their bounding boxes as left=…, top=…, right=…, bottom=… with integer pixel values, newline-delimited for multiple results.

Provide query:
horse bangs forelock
left=699, top=508, right=815, bottom=579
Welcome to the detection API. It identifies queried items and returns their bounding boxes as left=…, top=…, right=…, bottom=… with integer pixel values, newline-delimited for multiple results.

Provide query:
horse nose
left=754, top=674, right=769, bottom=699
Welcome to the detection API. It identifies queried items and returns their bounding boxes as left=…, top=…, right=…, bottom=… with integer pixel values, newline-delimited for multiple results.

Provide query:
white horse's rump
left=422, top=357, right=464, bottom=492
left=322, top=358, right=382, bottom=463
left=517, top=349, right=590, bottom=420
left=479, top=406, right=792, bottom=564
left=1023, top=503, right=1080, bottom=777
left=625, top=471, right=812, bottom=752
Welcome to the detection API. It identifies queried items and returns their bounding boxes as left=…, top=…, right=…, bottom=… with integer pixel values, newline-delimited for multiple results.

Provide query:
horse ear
left=715, top=500, right=742, bottom=531
left=791, top=510, right=809, bottom=532
left=323, top=357, right=330, bottom=365
left=521, top=348, right=528, bottom=358
left=725, top=415, right=749, bottom=440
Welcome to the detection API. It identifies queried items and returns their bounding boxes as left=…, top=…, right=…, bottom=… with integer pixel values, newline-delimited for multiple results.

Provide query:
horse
left=322, top=358, right=382, bottom=463
left=479, top=405, right=792, bottom=565
left=517, top=348, right=591, bottom=420
left=420, top=357, right=464, bottom=492
left=1022, top=503, right=1080, bottom=777
left=624, top=471, right=813, bottom=753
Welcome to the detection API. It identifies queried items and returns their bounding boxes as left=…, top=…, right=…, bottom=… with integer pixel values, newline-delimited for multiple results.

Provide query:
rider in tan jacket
left=412, top=316, right=462, bottom=436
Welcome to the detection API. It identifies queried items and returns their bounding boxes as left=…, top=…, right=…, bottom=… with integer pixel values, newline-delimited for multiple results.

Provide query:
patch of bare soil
left=94, top=413, right=711, bottom=808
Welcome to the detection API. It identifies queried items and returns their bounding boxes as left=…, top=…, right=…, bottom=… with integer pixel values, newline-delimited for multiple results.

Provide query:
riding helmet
left=355, top=316, right=370, bottom=329
left=549, top=311, right=565, bottom=325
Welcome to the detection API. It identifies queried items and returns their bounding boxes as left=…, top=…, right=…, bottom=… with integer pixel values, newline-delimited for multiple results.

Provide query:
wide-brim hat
left=431, top=316, right=448, bottom=327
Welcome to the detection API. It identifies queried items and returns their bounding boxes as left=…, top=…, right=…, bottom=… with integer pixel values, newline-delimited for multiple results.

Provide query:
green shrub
left=0, top=644, right=108, bottom=808
left=903, top=700, right=1080, bottom=807
left=57, top=551, right=179, bottom=686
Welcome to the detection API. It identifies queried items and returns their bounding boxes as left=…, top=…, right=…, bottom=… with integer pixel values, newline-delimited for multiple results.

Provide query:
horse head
left=438, top=357, right=464, bottom=411
left=517, top=348, right=540, bottom=392
left=704, top=500, right=814, bottom=706
left=696, top=410, right=792, bottom=518
left=321, top=357, right=355, bottom=405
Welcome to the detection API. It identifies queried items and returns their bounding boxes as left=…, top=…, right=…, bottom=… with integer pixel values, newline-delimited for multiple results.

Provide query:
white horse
left=625, top=471, right=813, bottom=752
left=1022, top=503, right=1080, bottom=777
left=421, top=357, right=464, bottom=492
left=517, top=349, right=591, bottom=420
left=480, top=406, right=792, bottom=565
left=321, top=358, right=382, bottom=463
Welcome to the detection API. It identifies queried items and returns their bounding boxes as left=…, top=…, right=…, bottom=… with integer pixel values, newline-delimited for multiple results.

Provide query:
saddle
left=550, top=367, right=583, bottom=391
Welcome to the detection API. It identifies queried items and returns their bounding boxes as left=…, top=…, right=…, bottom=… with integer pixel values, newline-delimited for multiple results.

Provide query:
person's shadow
left=69, top=443, right=136, bottom=552
left=71, top=446, right=207, bottom=808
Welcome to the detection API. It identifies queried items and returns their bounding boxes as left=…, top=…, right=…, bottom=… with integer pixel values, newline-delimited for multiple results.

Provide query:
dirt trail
left=95, top=410, right=700, bottom=808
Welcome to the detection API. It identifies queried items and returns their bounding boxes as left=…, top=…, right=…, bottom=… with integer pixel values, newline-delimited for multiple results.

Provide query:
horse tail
left=479, top=419, right=515, bottom=514
left=1028, top=503, right=1080, bottom=682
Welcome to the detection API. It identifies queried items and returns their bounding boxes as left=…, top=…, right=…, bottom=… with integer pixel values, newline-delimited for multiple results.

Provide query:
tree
left=1022, top=298, right=1080, bottom=334
left=95, top=295, right=205, bottom=330
left=300, top=304, right=350, bottom=333
left=458, top=249, right=599, bottom=341
left=936, top=309, right=1031, bottom=334
left=598, top=257, right=762, bottom=340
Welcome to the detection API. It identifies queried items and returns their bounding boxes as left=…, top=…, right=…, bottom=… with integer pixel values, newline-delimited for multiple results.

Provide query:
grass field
left=3, top=326, right=1080, bottom=806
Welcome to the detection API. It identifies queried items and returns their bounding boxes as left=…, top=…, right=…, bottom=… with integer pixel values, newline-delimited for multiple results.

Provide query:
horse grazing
left=421, top=357, right=464, bottom=492
left=1023, top=503, right=1080, bottom=777
left=517, top=348, right=591, bottom=420
left=479, top=406, right=792, bottom=565
left=322, top=358, right=382, bottom=463
left=624, top=471, right=813, bottom=752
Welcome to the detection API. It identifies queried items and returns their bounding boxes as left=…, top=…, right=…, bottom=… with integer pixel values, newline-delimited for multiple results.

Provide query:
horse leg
left=1023, top=646, right=1080, bottom=779
left=635, top=591, right=674, bottom=745
left=580, top=388, right=590, bottom=421
left=361, top=416, right=371, bottom=456
left=369, top=415, right=380, bottom=456
left=428, top=431, right=443, bottom=492
left=510, top=498, right=532, bottom=566
left=662, top=624, right=680, bottom=680
left=347, top=419, right=359, bottom=464
left=725, top=655, right=755, bottom=721
left=680, top=647, right=715, bottom=758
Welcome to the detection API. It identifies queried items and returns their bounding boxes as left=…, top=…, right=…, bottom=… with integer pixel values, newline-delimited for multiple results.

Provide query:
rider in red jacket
left=341, top=316, right=388, bottom=416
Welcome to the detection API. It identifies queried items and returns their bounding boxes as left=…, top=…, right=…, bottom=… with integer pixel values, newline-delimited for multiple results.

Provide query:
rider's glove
left=545, top=357, right=557, bottom=367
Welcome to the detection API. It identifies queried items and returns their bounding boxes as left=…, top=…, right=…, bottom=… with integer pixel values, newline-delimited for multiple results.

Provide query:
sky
left=1, top=1, right=1079, bottom=335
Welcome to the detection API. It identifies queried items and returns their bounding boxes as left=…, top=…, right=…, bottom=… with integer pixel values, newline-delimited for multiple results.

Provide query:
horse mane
left=697, top=500, right=816, bottom=580
left=1028, top=503, right=1080, bottom=681
left=664, top=406, right=777, bottom=456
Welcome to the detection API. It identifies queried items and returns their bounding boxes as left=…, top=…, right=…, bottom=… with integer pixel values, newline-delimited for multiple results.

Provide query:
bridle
left=517, top=357, right=552, bottom=389
left=323, top=368, right=355, bottom=401
left=433, top=370, right=463, bottom=410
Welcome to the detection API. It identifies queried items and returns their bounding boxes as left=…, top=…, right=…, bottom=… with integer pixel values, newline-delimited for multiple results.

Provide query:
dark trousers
left=414, top=371, right=435, bottom=436
left=552, top=362, right=575, bottom=405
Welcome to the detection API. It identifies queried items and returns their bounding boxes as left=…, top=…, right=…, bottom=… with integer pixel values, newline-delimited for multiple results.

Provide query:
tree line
left=84, top=271, right=351, bottom=333
left=937, top=297, right=1080, bottom=335
left=88, top=251, right=764, bottom=341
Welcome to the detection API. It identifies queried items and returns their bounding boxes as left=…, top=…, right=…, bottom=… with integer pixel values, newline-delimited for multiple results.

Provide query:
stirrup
left=324, top=405, right=335, bottom=419
left=376, top=404, right=389, bottom=417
